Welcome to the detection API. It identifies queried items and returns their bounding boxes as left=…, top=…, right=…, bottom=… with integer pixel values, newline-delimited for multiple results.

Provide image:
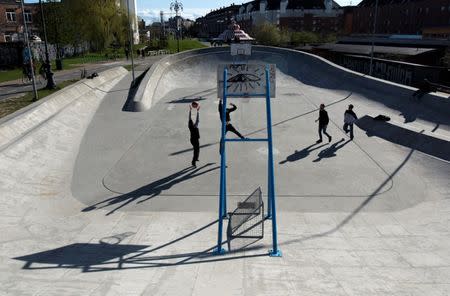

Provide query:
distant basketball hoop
left=231, top=43, right=252, bottom=56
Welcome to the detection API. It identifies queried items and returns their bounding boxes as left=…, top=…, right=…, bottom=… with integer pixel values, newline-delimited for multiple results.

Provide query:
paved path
left=0, top=49, right=449, bottom=295
left=0, top=56, right=162, bottom=101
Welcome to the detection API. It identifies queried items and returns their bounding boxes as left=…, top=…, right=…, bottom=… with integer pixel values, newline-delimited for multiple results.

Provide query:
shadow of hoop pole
left=13, top=219, right=268, bottom=272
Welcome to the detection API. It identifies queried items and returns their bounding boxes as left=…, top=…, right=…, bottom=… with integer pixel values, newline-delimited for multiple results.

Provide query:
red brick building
left=195, top=5, right=241, bottom=39
left=353, top=0, right=450, bottom=38
left=0, top=0, right=39, bottom=43
left=236, top=0, right=344, bottom=35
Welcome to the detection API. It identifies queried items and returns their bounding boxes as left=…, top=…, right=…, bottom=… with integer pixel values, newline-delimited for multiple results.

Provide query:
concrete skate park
left=1, top=46, right=449, bottom=295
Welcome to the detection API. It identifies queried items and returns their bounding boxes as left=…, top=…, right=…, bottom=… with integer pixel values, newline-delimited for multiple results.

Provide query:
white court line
left=167, top=104, right=175, bottom=111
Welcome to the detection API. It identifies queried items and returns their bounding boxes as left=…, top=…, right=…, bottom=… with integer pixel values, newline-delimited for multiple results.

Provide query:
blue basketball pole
left=215, top=64, right=280, bottom=257
left=266, top=68, right=273, bottom=220
left=265, top=66, right=281, bottom=257
left=215, top=68, right=228, bottom=255
left=222, top=68, right=228, bottom=219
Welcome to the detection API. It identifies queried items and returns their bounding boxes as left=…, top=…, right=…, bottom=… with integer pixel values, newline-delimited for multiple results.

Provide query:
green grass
left=0, top=51, right=125, bottom=83
left=123, top=64, right=133, bottom=71
left=166, top=38, right=207, bottom=53
left=0, top=68, right=23, bottom=83
left=61, top=52, right=125, bottom=68
left=0, top=79, right=79, bottom=119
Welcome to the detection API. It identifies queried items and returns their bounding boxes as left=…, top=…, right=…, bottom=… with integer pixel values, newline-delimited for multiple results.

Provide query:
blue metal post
left=266, top=68, right=272, bottom=220
left=216, top=68, right=228, bottom=255
left=265, top=66, right=281, bottom=257
left=222, top=69, right=228, bottom=219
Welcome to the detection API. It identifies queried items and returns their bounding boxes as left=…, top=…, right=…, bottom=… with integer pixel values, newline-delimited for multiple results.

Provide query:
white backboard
left=217, top=64, right=276, bottom=98
left=230, top=43, right=252, bottom=56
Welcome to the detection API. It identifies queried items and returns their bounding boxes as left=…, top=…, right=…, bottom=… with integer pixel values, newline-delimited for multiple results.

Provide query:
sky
left=137, top=0, right=362, bottom=24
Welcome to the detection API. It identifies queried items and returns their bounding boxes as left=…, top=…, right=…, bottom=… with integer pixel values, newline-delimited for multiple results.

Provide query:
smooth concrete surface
left=1, top=48, right=449, bottom=295
left=0, top=67, right=128, bottom=150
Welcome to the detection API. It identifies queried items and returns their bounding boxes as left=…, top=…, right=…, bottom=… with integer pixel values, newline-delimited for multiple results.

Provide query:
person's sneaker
left=328, top=136, right=332, bottom=142
left=316, top=139, right=322, bottom=143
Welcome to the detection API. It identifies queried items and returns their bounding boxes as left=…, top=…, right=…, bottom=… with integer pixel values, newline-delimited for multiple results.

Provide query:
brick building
left=195, top=5, right=241, bottom=39
left=0, top=0, right=39, bottom=43
left=353, top=0, right=450, bottom=38
left=235, top=0, right=343, bottom=35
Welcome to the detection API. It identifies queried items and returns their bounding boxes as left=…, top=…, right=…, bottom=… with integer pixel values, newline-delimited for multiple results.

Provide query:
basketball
left=191, top=101, right=199, bottom=109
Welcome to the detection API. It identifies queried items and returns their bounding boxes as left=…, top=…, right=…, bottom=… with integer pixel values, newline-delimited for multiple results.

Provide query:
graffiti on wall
left=340, top=55, right=413, bottom=85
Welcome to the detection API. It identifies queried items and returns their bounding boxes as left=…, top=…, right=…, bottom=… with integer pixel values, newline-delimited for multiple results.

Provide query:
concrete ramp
left=1, top=48, right=450, bottom=295
left=72, top=47, right=450, bottom=214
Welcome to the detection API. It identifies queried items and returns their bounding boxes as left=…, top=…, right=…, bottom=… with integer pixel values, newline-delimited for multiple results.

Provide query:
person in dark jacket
left=343, top=104, right=358, bottom=140
left=189, top=104, right=200, bottom=167
left=315, top=103, right=332, bottom=143
left=412, top=78, right=434, bottom=100
left=218, top=99, right=245, bottom=139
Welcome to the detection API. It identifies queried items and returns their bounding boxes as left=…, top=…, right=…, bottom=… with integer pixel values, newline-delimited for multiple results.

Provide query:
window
left=4, top=33, right=12, bottom=42
left=24, top=10, right=32, bottom=23
left=6, top=9, right=16, bottom=22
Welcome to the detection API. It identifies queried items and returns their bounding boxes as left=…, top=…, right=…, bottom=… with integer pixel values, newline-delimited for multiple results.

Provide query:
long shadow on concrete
left=83, top=163, right=219, bottom=215
left=122, top=68, right=150, bottom=111
left=280, top=148, right=414, bottom=246
left=357, top=115, right=450, bottom=161
left=166, top=88, right=216, bottom=104
left=313, top=138, right=352, bottom=162
left=279, top=143, right=329, bottom=164
left=13, top=220, right=267, bottom=272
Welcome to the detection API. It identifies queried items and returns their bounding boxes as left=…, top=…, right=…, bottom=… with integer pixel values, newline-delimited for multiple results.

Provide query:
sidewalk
left=0, top=56, right=163, bottom=101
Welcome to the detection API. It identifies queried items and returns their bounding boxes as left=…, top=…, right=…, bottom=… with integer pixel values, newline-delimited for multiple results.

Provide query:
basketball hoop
left=230, top=43, right=251, bottom=56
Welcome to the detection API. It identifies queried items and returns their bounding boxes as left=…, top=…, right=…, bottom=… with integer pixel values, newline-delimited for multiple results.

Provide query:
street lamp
left=369, top=0, right=379, bottom=76
left=39, top=0, right=56, bottom=89
left=170, top=0, right=183, bottom=53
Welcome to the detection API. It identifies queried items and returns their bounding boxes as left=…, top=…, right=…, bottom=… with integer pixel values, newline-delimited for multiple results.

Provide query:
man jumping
left=218, top=99, right=245, bottom=139
left=188, top=104, right=200, bottom=167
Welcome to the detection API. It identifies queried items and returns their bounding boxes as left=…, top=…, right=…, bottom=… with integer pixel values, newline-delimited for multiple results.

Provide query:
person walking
left=343, top=104, right=358, bottom=140
left=218, top=99, right=245, bottom=139
left=189, top=103, right=200, bottom=167
left=315, top=103, right=332, bottom=143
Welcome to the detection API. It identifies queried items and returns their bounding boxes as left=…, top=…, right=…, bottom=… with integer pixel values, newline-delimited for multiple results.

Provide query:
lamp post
left=20, top=0, right=38, bottom=101
left=39, top=0, right=56, bottom=89
left=170, top=0, right=183, bottom=53
left=369, top=0, right=379, bottom=76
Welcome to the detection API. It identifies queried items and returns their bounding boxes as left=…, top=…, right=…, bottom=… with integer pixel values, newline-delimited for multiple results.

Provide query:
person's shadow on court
left=313, top=138, right=351, bottom=162
left=82, top=163, right=219, bottom=215
left=279, top=143, right=328, bottom=164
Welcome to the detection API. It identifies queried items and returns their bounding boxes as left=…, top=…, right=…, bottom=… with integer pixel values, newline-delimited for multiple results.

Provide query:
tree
left=38, top=0, right=129, bottom=53
left=252, top=22, right=281, bottom=46
left=291, top=31, right=319, bottom=46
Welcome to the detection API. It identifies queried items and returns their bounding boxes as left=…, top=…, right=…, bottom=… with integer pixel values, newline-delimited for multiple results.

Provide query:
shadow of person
left=279, top=143, right=328, bottom=164
left=399, top=102, right=420, bottom=123
left=313, top=138, right=351, bottom=162
left=82, top=163, right=219, bottom=215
